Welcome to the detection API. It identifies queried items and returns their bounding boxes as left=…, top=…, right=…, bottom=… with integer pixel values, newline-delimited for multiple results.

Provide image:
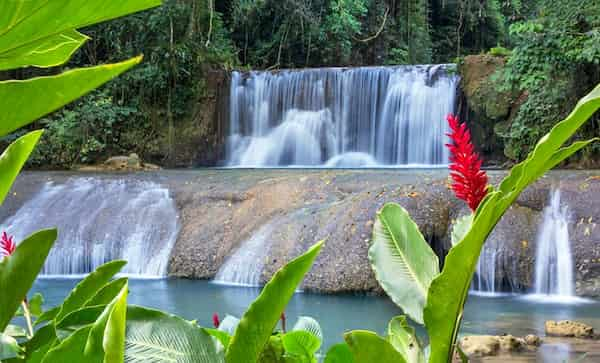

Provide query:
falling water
left=1, top=178, right=179, bottom=277
left=533, top=190, right=574, bottom=297
left=472, top=243, right=500, bottom=295
left=213, top=222, right=276, bottom=286
left=226, top=65, right=458, bottom=167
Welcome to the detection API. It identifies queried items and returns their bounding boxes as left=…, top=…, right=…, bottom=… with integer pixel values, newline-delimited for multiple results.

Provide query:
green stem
left=21, top=301, right=33, bottom=338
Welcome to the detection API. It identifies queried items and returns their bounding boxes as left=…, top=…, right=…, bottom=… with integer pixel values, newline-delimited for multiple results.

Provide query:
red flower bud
left=0, top=232, right=15, bottom=258
left=212, top=313, right=220, bottom=328
left=445, top=114, right=488, bottom=212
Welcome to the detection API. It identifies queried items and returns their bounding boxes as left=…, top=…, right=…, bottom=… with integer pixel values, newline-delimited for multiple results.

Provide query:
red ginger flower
left=212, top=313, right=220, bottom=328
left=1, top=231, right=15, bottom=258
left=445, top=114, right=488, bottom=212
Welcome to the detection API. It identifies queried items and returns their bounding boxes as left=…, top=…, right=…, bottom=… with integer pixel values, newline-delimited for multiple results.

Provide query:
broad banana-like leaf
left=85, top=278, right=129, bottom=307
left=450, top=214, right=472, bottom=247
left=42, top=282, right=128, bottom=363
left=4, top=324, right=27, bottom=338
left=0, top=130, right=42, bottom=204
left=0, top=57, right=142, bottom=136
left=218, top=315, right=240, bottom=336
left=292, top=316, right=323, bottom=342
left=53, top=260, right=127, bottom=323
left=344, top=331, right=407, bottom=363
left=0, top=30, right=88, bottom=71
left=225, top=241, right=324, bottom=363
left=369, top=203, right=439, bottom=324
left=324, top=343, right=354, bottom=363
left=282, top=330, right=321, bottom=362
left=425, top=83, right=600, bottom=363
left=0, top=0, right=160, bottom=70
left=0, top=229, right=57, bottom=331
left=125, top=306, right=223, bottom=363
left=388, top=316, right=426, bottom=363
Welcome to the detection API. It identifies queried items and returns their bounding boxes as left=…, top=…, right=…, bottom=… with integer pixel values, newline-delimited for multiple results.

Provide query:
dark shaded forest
left=6, top=0, right=599, bottom=167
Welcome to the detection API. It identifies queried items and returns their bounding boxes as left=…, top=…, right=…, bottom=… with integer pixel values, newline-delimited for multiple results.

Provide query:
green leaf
left=388, top=316, right=425, bottom=363
left=324, top=343, right=354, bottom=363
left=226, top=241, right=324, bottom=363
left=425, top=84, right=600, bottom=363
left=56, top=306, right=107, bottom=339
left=35, top=307, right=60, bottom=327
left=0, top=130, right=43, bottom=204
left=21, top=324, right=57, bottom=363
left=0, top=332, right=23, bottom=360
left=54, top=260, right=126, bottom=323
left=42, top=282, right=128, bottom=363
left=0, top=57, right=142, bottom=137
left=344, top=331, right=407, bottom=363
left=0, top=229, right=57, bottom=331
left=292, top=316, right=322, bottom=342
left=0, top=0, right=160, bottom=70
left=369, top=204, right=439, bottom=324
left=218, top=315, right=240, bottom=336
left=281, top=331, right=321, bottom=362
left=85, top=277, right=128, bottom=307
left=29, top=293, right=45, bottom=317
left=0, top=30, right=88, bottom=71
left=450, top=215, right=473, bottom=247
left=204, top=328, right=232, bottom=351
left=125, top=306, right=223, bottom=363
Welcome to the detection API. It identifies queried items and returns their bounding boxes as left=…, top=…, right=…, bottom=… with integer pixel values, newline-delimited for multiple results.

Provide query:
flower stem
left=21, top=301, right=34, bottom=338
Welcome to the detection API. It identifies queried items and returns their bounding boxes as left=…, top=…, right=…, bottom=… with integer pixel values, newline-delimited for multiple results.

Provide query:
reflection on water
left=31, top=279, right=600, bottom=351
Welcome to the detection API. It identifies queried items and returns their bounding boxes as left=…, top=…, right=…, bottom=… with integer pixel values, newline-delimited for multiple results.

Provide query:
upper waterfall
left=226, top=65, right=459, bottom=167
left=1, top=177, right=179, bottom=277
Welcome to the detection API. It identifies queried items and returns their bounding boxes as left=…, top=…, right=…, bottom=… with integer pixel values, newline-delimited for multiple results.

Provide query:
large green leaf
left=0, top=130, right=42, bottom=204
left=0, top=229, right=57, bottom=331
left=425, top=83, right=600, bottom=363
left=324, top=343, right=354, bottom=363
left=41, top=282, right=128, bottom=363
left=225, top=241, right=324, bottom=363
left=369, top=203, right=439, bottom=324
left=387, top=316, right=425, bottom=363
left=450, top=215, right=472, bottom=247
left=0, top=0, right=160, bottom=70
left=54, top=260, right=126, bottom=323
left=282, top=331, right=321, bottom=363
left=125, top=306, right=223, bottom=363
left=0, top=57, right=142, bottom=136
left=344, top=331, right=407, bottom=363
left=0, top=30, right=88, bottom=71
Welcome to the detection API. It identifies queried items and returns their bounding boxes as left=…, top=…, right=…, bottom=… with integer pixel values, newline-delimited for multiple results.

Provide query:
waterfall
left=1, top=178, right=179, bottom=277
left=472, top=243, right=500, bottom=295
left=533, top=190, right=575, bottom=297
left=213, top=221, right=276, bottom=286
left=226, top=65, right=458, bottom=167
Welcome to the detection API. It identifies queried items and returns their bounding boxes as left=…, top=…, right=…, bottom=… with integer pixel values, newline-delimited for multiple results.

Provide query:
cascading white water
left=213, top=222, right=276, bottom=286
left=1, top=178, right=179, bottom=277
left=226, top=65, right=458, bottom=167
left=533, top=190, right=574, bottom=297
left=472, top=243, right=500, bottom=295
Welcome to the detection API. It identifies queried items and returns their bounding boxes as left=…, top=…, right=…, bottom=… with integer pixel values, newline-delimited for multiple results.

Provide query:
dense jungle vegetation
left=3, top=0, right=599, bottom=167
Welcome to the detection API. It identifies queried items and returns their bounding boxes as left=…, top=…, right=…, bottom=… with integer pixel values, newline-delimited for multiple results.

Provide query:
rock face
left=545, top=321, right=595, bottom=339
left=3, top=169, right=600, bottom=295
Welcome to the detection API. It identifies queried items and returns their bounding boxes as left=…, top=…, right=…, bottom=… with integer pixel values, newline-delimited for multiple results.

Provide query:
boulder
left=460, top=334, right=535, bottom=358
left=459, top=335, right=500, bottom=357
left=545, top=321, right=595, bottom=339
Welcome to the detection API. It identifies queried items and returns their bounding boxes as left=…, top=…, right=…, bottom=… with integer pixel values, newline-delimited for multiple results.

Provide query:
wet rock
left=545, top=320, right=595, bottom=339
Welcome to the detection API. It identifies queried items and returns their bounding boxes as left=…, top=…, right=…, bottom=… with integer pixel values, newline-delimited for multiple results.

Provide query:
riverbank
left=4, top=169, right=599, bottom=296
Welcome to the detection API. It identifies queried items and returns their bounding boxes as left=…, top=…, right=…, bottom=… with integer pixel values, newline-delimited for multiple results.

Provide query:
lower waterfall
left=1, top=177, right=179, bottom=277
